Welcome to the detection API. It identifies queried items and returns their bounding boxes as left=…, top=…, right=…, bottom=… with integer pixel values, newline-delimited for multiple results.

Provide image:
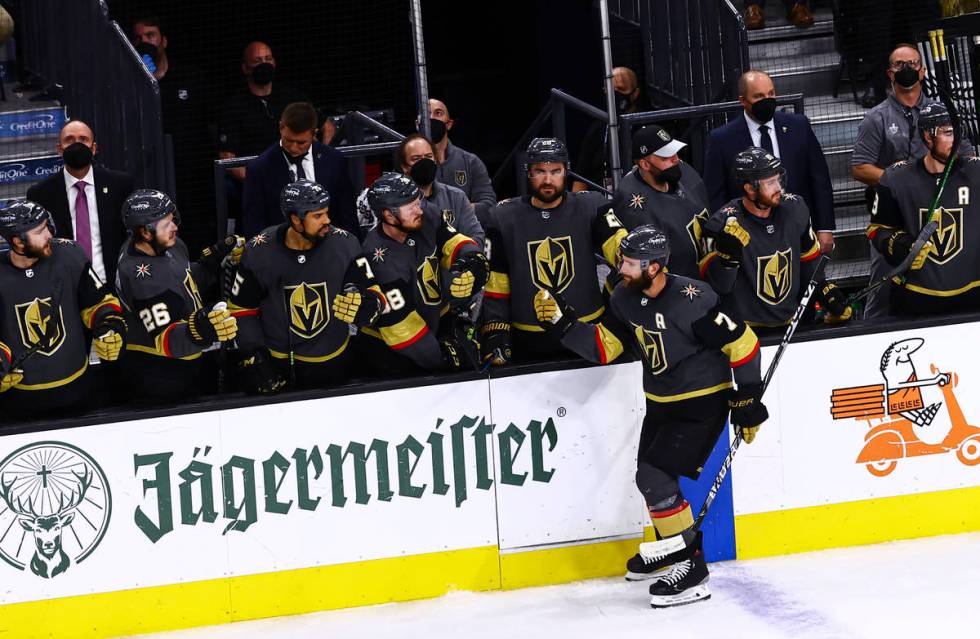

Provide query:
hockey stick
left=640, top=255, right=830, bottom=556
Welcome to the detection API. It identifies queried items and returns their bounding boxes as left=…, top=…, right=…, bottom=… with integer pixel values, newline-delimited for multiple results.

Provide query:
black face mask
left=654, top=163, right=682, bottom=188
left=615, top=91, right=632, bottom=115
left=250, top=62, right=275, bottom=86
left=894, top=66, right=920, bottom=89
left=135, top=42, right=159, bottom=64
left=410, top=158, right=438, bottom=187
left=62, top=142, right=93, bottom=170
left=750, top=97, right=778, bottom=123
left=428, top=118, right=447, bottom=143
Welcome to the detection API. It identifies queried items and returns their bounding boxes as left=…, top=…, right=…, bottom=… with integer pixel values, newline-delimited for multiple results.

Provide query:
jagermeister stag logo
left=527, top=236, right=575, bottom=293
left=14, top=296, right=65, bottom=356
left=756, top=248, right=792, bottom=306
left=284, top=282, right=329, bottom=339
left=919, top=207, right=963, bottom=265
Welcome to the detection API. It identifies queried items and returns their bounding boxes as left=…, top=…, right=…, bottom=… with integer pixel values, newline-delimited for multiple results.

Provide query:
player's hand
left=208, top=306, right=238, bottom=342
left=817, top=231, right=835, bottom=255
left=93, top=313, right=127, bottom=361
left=533, top=289, right=574, bottom=335
left=237, top=350, right=286, bottom=394
left=332, top=288, right=383, bottom=328
left=910, top=240, right=934, bottom=271
left=815, top=282, right=853, bottom=324
left=449, top=253, right=489, bottom=306
left=439, top=335, right=480, bottom=371
left=0, top=369, right=23, bottom=393
left=201, top=234, right=245, bottom=268
left=715, top=217, right=750, bottom=263
left=729, top=383, right=768, bottom=444
left=480, top=322, right=511, bottom=367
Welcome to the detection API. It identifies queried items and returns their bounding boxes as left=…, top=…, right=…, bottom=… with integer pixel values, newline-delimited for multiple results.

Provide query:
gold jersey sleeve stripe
left=81, top=295, right=123, bottom=329
left=378, top=310, right=430, bottom=350
left=485, top=271, right=511, bottom=298
left=723, top=326, right=760, bottom=367
left=801, top=241, right=821, bottom=262
left=600, top=228, right=628, bottom=267
left=441, top=235, right=478, bottom=270
left=269, top=334, right=350, bottom=363
left=14, top=360, right=87, bottom=390
left=594, top=323, right=624, bottom=364
left=0, top=341, right=11, bottom=365
left=865, top=223, right=896, bottom=240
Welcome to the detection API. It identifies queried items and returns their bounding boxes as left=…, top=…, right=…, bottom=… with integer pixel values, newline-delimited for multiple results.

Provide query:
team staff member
left=115, top=190, right=241, bottom=400
left=481, top=137, right=627, bottom=364
left=701, top=147, right=851, bottom=331
left=427, top=99, right=497, bottom=213
left=613, top=125, right=710, bottom=279
left=868, top=102, right=980, bottom=316
left=229, top=180, right=385, bottom=392
left=358, top=173, right=487, bottom=375
left=0, top=202, right=126, bottom=419
left=533, top=226, right=767, bottom=608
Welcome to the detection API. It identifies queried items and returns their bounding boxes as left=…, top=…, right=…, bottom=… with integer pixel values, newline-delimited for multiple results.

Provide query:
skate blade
left=625, top=567, right=670, bottom=582
left=649, top=584, right=711, bottom=608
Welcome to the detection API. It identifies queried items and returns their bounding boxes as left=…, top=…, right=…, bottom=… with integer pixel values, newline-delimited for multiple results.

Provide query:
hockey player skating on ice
left=533, top=225, right=769, bottom=608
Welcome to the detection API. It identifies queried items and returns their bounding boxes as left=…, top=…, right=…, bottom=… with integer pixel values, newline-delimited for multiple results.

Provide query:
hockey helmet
left=367, top=172, right=420, bottom=217
left=524, top=137, right=569, bottom=174
left=732, top=146, right=784, bottom=186
left=619, top=224, right=669, bottom=270
left=280, top=179, right=331, bottom=221
left=0, top=200, right=57, bottom=244
left=918, top=101, right=953, bottom=136
left=122, top=189, right=180, bottom=231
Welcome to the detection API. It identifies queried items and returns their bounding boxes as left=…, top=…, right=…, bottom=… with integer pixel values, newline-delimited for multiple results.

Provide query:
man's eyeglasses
left=891, top=60, right=922, bottom=71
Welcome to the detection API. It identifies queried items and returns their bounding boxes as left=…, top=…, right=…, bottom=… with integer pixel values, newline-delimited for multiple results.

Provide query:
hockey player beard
left=530, top=180, right=566, bottom=205
left=22, top=236, right=53, bottom=259
left=624, top=268, right=654, bottom=293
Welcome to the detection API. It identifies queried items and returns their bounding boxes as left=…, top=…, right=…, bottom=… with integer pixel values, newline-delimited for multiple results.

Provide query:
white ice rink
left=135, top=532, right=980, bottom=639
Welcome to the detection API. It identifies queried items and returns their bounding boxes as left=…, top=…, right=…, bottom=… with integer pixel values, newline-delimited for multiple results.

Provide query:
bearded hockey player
left=533, top=226, right=767, bottom=608
left=0, top=201, right=126, bottom=418
left=228, top=180, right=385, bottom=392
left=701, top=147, right=851, bottom=331
left=357, top=172, right=487, bottom=375
left=868, top=102, right=980, bottom=316
left=115, top=189, right=241, bottom=400
left=481, top=137, right=627, bottom=364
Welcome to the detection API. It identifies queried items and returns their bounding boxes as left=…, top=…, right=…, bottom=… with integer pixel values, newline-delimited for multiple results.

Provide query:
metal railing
left=213, top=111, right=405, bottom=238
left=18, top=0, right=171, bottom=192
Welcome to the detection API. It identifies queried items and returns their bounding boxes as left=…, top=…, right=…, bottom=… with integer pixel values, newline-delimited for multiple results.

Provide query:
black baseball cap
left=632, top=125, right=686, bottom=160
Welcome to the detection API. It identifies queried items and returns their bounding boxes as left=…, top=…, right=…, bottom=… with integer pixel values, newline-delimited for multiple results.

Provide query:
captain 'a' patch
left=918, top=207, right=963, bottom=265
left=526, top=236, right=575, bottom=293
left=14, top=296, right=66, bottom=356
left=756, top=248, right=792, bottom=306
left=633, top=324, right=668, bottom=375
left=283, top=282, right=329, bottom=339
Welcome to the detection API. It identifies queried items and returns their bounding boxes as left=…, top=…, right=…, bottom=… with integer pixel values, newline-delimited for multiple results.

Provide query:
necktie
left=74, top=182, right=93, bottom=261
left=287, top=153, right=306, bottom=181
left=759, top=124, right=775, bottom=155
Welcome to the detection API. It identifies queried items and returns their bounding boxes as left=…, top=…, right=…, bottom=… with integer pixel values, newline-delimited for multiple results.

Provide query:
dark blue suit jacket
left=242, top=141, right=357, bottom=239
left=703, top=111, right=835, bottom=231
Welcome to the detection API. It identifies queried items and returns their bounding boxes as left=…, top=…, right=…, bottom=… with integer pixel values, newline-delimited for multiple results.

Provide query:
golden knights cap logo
left=0, top=442, right=111, bottom=579
left=14, top=297, right=66, bottom=356
left=527, top=236, right=575, bottom=293
left=633, top=325, right=668, bottom=375
left=919, top=207, right=963, bottom=265
left=756, top=248, right=792, bottom=306
left=283, top=282, right=329, bottom=339
left=417, top=253, right=442, bottom=305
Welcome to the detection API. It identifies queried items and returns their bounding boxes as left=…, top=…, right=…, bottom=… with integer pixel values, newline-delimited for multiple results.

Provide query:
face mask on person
left=250, top=62, right=275, bottom=85
left=135, top=42, right=158, bottom=74
left=654, top=163, right=682, bottom=188
left=750, top=97, right=777, bottom=123
left=409, top=158, right=438, bottom=187
left=894, top=65, right=920, bottom=89
left=429, top=118, right=447, bottom=143
left=62, top=142, right=93, bottom=170
left=615, top=91, right=632, bottom=115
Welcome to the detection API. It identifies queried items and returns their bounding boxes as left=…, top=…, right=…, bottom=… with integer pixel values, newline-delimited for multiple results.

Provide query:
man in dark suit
left=703, top=70, right=835, bottom=254
left=26, top=120, right=134, bottom=286
left=242, top=102, right=356, bottom=239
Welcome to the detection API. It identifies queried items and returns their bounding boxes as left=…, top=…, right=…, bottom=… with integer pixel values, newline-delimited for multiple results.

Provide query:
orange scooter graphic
left=830, top=339, right=980, bottom=477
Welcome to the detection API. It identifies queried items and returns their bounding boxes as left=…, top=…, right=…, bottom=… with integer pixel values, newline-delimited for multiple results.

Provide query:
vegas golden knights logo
left=756, top=248, right=792, bottom=306
left=283, top=282, right=329, bottom=339
left=686, top=208, right=710, bottom=257
left=183, top=269, right=203, bottom=311
left=527, top=236, right=575, bottom=293
left=633, top=325, right=668, bottom=375
left=417, top=253, right=442, bottom=305
left=14, top=297, right=66, bottom=356
left=919, top=207, right=963, bottom=265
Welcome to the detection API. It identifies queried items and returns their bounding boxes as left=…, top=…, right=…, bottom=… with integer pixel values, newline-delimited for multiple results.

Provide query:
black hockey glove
left=814, top=281, right=853, bottom=324
left=237, top=349, right=286, bottom=394
left=448, top=252, right=489, bottom=309
left=199, top=235, right=245, bottom=273
left=729, top=383, right=768, bottom=444
left=714, top=218, right=749, bottom=266
left=480, top=322, right=511, bottom=367
left=533, top=288, right=575, bottom=337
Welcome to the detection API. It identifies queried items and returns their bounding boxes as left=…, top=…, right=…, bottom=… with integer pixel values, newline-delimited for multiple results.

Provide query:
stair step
left=834, top=203, right=869, bottom=236
left=746, top=5, right=834, bottom=43
left=813, top=117, right=860, bottom=151
left=824, top=145, right=854, bottom=183
left=826, top=256, right=871, bottom=285
left=805, top=94, right=868, bottom=125
left=749, top=33, right=836, bottom=62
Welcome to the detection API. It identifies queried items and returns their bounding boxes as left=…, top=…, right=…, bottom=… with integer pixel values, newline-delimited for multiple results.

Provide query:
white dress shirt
left=281, top=142, right=315, bottom=182
left=744, top=111, right=782, bottom=160
left=63, top=167, right=106, bottom=283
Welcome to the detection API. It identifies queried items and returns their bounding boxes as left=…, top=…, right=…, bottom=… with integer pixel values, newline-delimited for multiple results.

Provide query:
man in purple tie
left=26, top=120, right=134, bottom=288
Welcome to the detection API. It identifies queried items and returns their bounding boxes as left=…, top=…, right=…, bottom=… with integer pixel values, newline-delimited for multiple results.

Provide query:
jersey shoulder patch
left=248, top=231, right=270, bottom=248
left=781, top=192, right=800, bottom=202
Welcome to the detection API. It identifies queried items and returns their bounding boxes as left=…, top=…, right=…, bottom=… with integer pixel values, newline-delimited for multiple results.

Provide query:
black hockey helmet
left=918, top=101, right=952, bottom=136
left=280, top=179, right=331, bottom=221
left=367, top=172, right=420, bottom=216
left=732, top=146, right=784, bottom=185
left=0, top=200, right=57, bottom=245
left=619, top=224, right=669, bottom=270
left=524, top=137, right=569, bottom=174
left=122, top=189, right=180, bottom=231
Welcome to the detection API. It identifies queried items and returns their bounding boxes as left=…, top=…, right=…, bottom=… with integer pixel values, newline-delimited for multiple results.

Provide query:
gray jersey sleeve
left=851, top=112, right=884, bottom=167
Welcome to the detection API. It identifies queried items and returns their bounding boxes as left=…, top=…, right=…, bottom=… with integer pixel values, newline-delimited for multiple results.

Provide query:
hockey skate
left=648, top=543, right=710, bottom=608
left=625, top=533, right=689, bottom=581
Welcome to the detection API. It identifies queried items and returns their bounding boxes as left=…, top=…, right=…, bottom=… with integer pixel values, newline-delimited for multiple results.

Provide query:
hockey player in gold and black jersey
left=357, top=173, right=487, bottom=375
left=115, top=189, right=241, bottom=400
left=481, top=137, right=627, bottom=364
left=868, top=102, right=980, bottom=316
left=701, top=147, right=852, bottom=332
left=533, top=226, right=768, bottom=608
left=0, top=201, right=126, bottom=419
left=228, top=180, right=386, bottom=392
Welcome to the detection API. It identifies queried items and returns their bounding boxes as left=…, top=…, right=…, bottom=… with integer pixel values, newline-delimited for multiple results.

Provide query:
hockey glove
left=533, top=288, right=575, bottom=336
left=93, top=313, right=126, bottom=361
left=439, top=333, right=481, bottom=371
left=203, top=306, right=238, bottom=342
left=480, top=321, right=512, bottom=367
left=815, top=282, right=853, bottom=324
left=237, top=350, right=286, bottom=394
left=187, top=307, right=220, bottom=345
left=448, top=252, right=490, bottom=307
left=714, top=217, right=750, bottom=264
left=0, top=353, right=22, bottom=393
left=910, top=240, right=934, bottom=271
left=332, top=288, right=384, bottom=328
left=199, top=234, right=245, bottom=272
left=729, top=383, right=768, bottom=444
left=883, top=230, right=934, bottom=270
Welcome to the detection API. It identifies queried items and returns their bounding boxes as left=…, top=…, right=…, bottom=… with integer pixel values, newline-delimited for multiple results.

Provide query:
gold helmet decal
left=633, top=324, right=668, bottom=375
left=14, top=297, right=66, bottom=356
left=756, top=248, right=792, bottom=306
left=283, top=282, right=329, bottom=339
left=183, top=269, right=203, bottom=311
left=919, top=207, right=963, bottom=265
left=527, top=235, right=575, bottom=293
left=417, top=253, right=442, bottom=305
